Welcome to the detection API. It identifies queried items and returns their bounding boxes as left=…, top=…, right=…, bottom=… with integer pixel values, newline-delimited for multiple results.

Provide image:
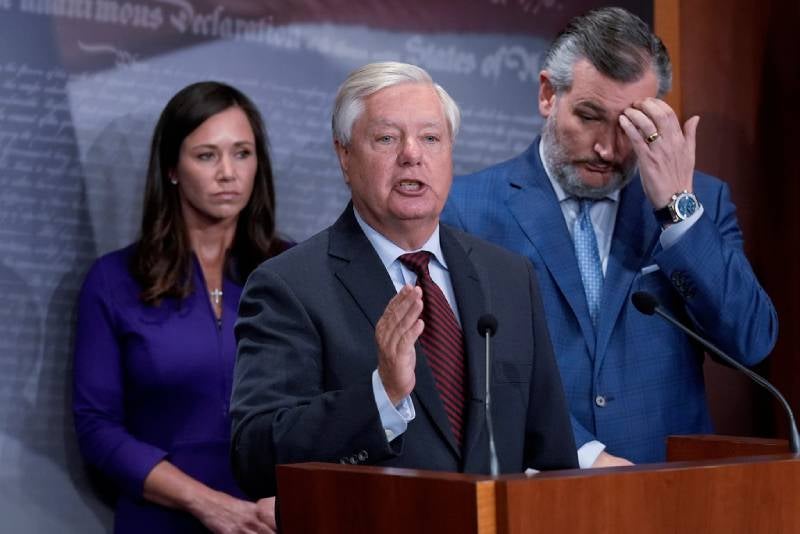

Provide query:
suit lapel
left=440, top=225, right=488, bottom=462
left=329, top=205, right=398, bottom=328
left=506, top=141, right=596, bottom=352
left=594, top=179, right=660, bottom=369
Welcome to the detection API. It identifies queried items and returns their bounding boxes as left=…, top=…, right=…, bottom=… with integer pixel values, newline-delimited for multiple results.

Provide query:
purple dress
left=73, top=245, right=246, bottom=533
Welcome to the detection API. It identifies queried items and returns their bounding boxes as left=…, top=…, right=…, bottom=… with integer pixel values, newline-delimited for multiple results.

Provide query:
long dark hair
left=132, top=81, right=281, bottom=304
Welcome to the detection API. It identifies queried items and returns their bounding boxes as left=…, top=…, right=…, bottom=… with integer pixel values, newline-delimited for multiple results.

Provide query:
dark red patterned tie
left=399, top=251, right=466, bottom=446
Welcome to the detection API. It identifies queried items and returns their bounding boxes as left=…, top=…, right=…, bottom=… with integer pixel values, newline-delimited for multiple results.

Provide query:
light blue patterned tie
left=573, top=199, right=604, bottom=326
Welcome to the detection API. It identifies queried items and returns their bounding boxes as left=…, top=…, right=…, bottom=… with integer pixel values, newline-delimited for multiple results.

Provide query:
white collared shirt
left=354, top=209, right=461, bottom=324
left=541, top=158, right=620, bottom=275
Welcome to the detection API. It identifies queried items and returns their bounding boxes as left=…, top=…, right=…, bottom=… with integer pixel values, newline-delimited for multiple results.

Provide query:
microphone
left=631, top=291, right=799, bottom=454
left=477, top=314, right=500, bottom=476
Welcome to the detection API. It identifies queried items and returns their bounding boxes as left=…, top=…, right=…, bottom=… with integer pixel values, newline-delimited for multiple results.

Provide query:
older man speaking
left=230, top=62, right=577, bottom=499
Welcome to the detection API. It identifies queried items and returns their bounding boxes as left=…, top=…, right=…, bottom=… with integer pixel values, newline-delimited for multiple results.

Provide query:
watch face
left=675, top=193, right=698, bottom=219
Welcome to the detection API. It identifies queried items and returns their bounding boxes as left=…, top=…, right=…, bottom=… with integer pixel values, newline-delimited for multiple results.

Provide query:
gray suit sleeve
left=229, top=266, right=400, bottom=498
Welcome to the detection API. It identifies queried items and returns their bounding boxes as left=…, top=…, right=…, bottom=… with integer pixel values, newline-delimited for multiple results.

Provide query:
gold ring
left=645, top=131, right=660, bottom=144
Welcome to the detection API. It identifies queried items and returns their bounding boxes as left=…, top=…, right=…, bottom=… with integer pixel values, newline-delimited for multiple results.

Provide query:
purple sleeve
left=72, top=258, right=168, bottom=498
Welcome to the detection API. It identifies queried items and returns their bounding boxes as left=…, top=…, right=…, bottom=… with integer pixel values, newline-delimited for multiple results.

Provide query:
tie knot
left=399, top=251, right=432, bottom=276
left=578, top=198, right=594, bottom=214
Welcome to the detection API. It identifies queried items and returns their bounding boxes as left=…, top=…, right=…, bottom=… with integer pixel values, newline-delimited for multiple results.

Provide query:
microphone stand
left=484, top=328, right=500, bottom=476
left=633, top=291, right=799, bottom=455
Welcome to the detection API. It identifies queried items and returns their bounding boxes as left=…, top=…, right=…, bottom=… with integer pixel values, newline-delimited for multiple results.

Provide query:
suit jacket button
left=684, top=279, right=697, bottom=298
left=595, top=395, right=606, bottom=407
left=671, top=271, right=686, bottom=287
left=357, top=450, right=368, bottom=462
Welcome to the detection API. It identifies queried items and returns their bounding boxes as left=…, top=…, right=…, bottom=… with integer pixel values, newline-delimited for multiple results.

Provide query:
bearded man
left=442, top=7, right=777, bottom=467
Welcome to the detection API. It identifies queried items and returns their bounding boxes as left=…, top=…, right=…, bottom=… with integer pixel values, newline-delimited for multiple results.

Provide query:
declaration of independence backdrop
left=0, top=1, right=649, bottom=531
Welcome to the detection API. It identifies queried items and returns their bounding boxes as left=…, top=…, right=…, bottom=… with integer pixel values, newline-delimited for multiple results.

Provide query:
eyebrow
left=189, top=140, right=255, bottom=149
left=574, top=101, right=608, bottom=118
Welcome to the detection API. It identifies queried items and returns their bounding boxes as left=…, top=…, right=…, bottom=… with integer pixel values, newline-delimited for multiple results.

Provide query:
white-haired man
left=230, top=62, right=577, bottom=499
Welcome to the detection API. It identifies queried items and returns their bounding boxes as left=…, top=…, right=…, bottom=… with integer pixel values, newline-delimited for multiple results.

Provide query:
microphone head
left=477, top=314, right=498, bottom=337
left=631, top=291, right=658, bottom=315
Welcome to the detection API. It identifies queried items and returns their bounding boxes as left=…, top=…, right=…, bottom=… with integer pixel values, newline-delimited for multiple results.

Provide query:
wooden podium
left=276, top=435, right=799, bottom=533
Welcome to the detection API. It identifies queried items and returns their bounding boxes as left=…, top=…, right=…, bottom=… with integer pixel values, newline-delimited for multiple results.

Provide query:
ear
left=334, top=139, right=351, bottom=185
left=538, top=70, right=556, bottom=118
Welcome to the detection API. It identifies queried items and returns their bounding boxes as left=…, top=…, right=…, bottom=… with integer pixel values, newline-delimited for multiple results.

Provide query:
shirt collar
left=353, top=207, right=448, bottom=271
left=538, top=140, right=620, bottom=204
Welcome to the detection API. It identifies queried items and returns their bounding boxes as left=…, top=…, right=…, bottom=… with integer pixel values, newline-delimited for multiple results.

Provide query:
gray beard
left=540, top=113, right=637, bottom=200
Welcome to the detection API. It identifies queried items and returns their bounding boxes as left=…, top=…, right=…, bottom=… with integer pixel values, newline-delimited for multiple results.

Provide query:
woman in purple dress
left=73, top=82, right=288, bottom=533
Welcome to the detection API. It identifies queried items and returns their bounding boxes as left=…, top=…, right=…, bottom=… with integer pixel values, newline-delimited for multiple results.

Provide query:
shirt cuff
left=659, top=204, right=704, bottom=250
left=371, top=369, right=415, bottom=442
left=577, top=439, right=606, bottom=469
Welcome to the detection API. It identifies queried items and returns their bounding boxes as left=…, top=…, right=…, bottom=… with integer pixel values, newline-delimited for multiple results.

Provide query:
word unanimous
left=19, top=0, right=162, bottom=29
left=17, top=0, right=299, bottom=46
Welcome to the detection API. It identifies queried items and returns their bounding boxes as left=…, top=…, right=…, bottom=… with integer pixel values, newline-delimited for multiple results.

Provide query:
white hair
left=331, top=61, right=461, bottom=145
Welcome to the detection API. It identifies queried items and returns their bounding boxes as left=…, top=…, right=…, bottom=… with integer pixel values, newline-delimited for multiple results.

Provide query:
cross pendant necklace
left=210, top=288, right=223, bottom=306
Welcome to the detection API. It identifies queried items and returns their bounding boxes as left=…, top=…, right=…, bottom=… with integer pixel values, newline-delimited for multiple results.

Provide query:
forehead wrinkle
left=568, top=58, right=657, bottom=116
left=366, top=118, right=401, bottom=129
left=419, top=120, right=445, bottom=130
left=362, top=117, right=446, bottom=136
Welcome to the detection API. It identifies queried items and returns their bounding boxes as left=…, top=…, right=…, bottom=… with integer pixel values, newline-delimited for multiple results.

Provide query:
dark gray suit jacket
left=230, top=204, right=577, bottom=498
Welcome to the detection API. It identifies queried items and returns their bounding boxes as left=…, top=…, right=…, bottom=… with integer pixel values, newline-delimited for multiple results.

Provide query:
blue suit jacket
left=230, top=204, right=577, bottom=498
left=441, top=138, right=778, bottom=463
